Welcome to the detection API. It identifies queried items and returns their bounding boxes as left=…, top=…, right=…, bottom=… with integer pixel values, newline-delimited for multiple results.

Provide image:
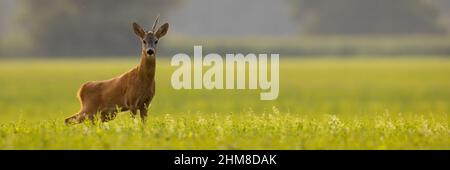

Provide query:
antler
left=152, top=14, right=160, bottom=32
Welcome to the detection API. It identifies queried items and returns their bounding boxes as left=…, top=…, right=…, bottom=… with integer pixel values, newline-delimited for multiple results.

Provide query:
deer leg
left=139, top=105, right=148, bottom=123
left=83, top=109, right=98, bottom=125
left=65, top=113, right=80, bottom=125
left=65, top=112, right=87, bottom=125
left=130, top=107, right=138, bottom=119
left=101, top=111, right=117, bottom=122
left=77, top=113, right=88, bottom=123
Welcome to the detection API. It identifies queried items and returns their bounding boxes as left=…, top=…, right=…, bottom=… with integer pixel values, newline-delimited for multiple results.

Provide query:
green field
left=0, top=57, right=449, bottom=149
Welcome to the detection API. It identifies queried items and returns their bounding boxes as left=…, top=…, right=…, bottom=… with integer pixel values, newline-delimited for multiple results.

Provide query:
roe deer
left=65, top=16, right=169, bottom=124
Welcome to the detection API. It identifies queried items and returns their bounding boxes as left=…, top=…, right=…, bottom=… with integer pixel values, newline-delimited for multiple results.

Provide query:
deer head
left=132, top=15, right=169, bottom=57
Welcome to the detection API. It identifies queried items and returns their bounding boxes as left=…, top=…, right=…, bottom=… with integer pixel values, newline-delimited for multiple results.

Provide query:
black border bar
left=0, top=150, right=448, bottom=169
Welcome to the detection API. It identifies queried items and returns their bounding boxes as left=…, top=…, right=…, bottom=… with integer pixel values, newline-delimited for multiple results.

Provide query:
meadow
left=0, top=57, right=448, bottom=149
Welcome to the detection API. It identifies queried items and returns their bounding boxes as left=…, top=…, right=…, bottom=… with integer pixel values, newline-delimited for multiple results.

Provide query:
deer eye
left=155, top=40, right=158, bottom=44
left=143, top=40, right=147, bottom=44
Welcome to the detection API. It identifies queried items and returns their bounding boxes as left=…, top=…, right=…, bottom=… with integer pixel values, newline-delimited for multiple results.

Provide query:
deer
left=65, top=16, right=169, bottom=125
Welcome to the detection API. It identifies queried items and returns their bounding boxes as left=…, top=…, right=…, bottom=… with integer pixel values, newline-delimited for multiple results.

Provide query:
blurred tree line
left=432, top=0, right=450, bottom=26
left=1, top=0, right=450, bottom=57
left=9, top=0, right=180, bottom=56
left=292, top=0, right=447, bottom=35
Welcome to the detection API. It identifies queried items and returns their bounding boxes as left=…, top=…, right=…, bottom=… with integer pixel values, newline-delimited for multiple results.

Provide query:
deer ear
left=132, top=22, right=145, bottom=38
left=155, top=23, right=169, bottom=38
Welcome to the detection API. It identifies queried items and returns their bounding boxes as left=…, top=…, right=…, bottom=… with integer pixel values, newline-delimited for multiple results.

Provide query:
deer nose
left=146, top=49, right=155, bottom=55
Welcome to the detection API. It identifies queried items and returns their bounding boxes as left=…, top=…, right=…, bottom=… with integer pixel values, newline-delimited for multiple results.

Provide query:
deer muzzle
left=146, top=48, right=155, bottom=56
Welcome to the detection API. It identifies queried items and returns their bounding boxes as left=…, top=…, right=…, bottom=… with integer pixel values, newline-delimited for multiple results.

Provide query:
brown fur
left=65, top=20, right=168, bottom=124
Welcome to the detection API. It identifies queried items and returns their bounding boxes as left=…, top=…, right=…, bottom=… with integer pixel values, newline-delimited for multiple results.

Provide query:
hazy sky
left=167, top=0, right=298, bottom=36
left=0, top=0, right=14, bottom=34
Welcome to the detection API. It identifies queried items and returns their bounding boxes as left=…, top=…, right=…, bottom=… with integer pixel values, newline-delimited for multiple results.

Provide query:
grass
left=0, top=57, right=449, bottom=149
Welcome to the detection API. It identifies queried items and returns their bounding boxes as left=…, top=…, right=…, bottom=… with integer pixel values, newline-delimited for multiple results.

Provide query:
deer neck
left=137, top=51, right=156, bottom=82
